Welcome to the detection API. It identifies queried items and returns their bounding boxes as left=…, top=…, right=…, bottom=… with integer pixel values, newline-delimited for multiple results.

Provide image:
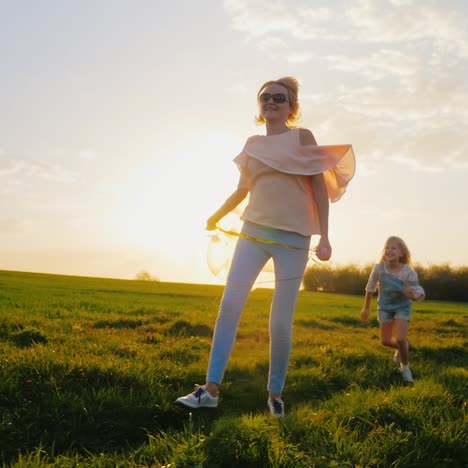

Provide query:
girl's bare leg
left=380, top=321, right=397, bottom=348
left=394, top=319, right=410, bottom=365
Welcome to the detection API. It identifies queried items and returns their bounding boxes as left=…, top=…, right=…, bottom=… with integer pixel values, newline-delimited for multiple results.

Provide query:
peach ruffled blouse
left=233, top=128, right=355, bottom=236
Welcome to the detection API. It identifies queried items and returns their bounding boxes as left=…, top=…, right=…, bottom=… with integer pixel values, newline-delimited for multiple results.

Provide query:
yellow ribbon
left=215, top=226, right=316, bottom=254
left=208, top=226, right=321, bottom=285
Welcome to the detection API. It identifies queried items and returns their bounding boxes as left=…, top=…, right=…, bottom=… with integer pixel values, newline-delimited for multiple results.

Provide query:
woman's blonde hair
left=255, top=76, right=301, bottom=127
left=380, top=236, right=412, bottom=265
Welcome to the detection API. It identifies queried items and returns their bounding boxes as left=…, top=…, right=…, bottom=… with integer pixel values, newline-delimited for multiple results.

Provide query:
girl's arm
left=206, top=187, right=249, bottom=230
left=360, top=291, right=373, bottom=321
left=361, top=265, right=379, bottom=320
left=402, top=269, right=425, bottom=301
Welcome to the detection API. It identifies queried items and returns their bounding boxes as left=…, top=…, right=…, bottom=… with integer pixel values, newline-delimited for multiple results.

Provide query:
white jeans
left=206, top=222, right=311, bottom=394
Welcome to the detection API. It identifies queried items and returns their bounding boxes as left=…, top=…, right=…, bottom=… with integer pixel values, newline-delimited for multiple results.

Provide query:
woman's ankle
left=206, top=382, right=219, bottom=396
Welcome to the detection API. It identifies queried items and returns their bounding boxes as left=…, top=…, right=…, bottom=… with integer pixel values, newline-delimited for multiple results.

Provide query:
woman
left=176, top=76, right=355, bottom=417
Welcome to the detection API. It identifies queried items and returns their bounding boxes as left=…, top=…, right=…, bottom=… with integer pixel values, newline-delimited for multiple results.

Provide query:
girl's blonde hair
left=255, top=76, right=301, bottom=127
left=380, top=236, right=412, bottom=265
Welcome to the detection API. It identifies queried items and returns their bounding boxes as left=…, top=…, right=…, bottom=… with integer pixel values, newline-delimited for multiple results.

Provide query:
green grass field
left=0, top=270, right=466, bottom=467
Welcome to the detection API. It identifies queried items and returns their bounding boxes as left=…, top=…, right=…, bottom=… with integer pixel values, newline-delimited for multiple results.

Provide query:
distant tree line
left=303, top=263, right=468, bottom=302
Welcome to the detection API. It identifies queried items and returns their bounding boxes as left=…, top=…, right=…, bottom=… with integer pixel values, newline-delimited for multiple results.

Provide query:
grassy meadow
left=0, top=270, right=466, bottom=467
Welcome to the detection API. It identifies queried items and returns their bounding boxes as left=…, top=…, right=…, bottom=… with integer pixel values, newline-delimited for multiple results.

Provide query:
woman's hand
left=205, top=188, right=248, bottom=232
left=316, top=237, right=332, bottom=261
left=205, top=216, right=218, bottom=231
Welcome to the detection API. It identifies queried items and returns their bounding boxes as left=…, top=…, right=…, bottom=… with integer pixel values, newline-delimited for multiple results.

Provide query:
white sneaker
left=393, top=350, right=401, bottom=365
left=400, top=367, right=414, bottom=383
left=175, top=385, right=219, bottom=409
left=268, top=397, right=285, bottom=418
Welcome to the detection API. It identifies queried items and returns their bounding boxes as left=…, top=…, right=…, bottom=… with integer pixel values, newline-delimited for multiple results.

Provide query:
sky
left=1, top=0, right=467, bottom=285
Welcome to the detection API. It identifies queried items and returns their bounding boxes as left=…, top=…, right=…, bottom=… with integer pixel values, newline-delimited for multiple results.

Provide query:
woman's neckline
left=264, top=128, right=298, bottom=137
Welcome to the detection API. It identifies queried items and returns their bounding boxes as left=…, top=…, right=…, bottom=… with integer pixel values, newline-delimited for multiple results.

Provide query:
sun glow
left=116, top=129, right=244, bottom=282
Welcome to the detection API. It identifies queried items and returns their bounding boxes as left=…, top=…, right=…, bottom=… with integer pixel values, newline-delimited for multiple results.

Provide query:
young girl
left=360, top=236, right=425, bottom=383
left=176, top=76, right=355, bottom=417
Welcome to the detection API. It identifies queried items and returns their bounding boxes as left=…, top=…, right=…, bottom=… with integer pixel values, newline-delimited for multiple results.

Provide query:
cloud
left=346, top=0, right=468, bottom=58
left=0, top=158, right=24, bottom=174
left=224, top=0, right=468, bottom=54
left=78, top=149, right=97, bottom=160
left=302, top=86, right=468, bottom=170
left=0, top=218, right=25, bottom=234
left=327, top=49, right=420, bottom=84
left=224, top=0, right=468, bottom=169
left=224, top=0, right=332, bottom=40
left=288, top=51, right=314, bottom=64
left=0, top=157, right=78, bottom=182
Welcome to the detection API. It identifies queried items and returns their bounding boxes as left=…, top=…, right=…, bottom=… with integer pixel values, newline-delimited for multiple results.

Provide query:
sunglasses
left=259, top=93, right=288, bottom=104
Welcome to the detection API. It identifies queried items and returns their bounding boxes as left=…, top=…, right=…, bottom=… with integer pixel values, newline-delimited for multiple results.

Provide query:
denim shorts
left=378, top=308, right=411, bottom=323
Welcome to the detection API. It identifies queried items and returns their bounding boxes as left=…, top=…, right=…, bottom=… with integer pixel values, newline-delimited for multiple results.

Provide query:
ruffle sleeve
left=233, top=130, right=355, bottom=202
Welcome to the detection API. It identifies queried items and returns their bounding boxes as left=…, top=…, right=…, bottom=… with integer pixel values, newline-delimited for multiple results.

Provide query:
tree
left=135, top=270, right=159, bottom=282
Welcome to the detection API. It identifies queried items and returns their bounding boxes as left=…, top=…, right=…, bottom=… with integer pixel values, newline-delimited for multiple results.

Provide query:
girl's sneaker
left=400, top=367, right=414, bottom=383
left=268, top=397, right=285, bottom=418
left=175, top=385, right=219, bottom=409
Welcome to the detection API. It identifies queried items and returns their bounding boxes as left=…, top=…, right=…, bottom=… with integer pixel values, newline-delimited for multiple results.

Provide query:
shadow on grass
left=0, top=363, right=186, bottom=465
left=295, top=319, right=337, bottom=330
left=439, top=369, right=468, bottom=407
left=288, top=351, right=408, bottom=404
left=417, top=345, right=468, bottom=366
left=0, top=320, right=48, bottom=348
left=165, top=320, right=213, bottom=337
left=415, top=308, right=439, bottom=315
left=93, top=319, right=147, bottom=329
left=10, top=328, right=48, bottom=347
left=291, top=355, right=320, bottom=368
left=0, top=349, right=459, bottom=466
left=440, top=319, right=466, bottom=328
left=327, top=316, right=374, bottom=328
left=93, top=311, right=176, bottom=330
